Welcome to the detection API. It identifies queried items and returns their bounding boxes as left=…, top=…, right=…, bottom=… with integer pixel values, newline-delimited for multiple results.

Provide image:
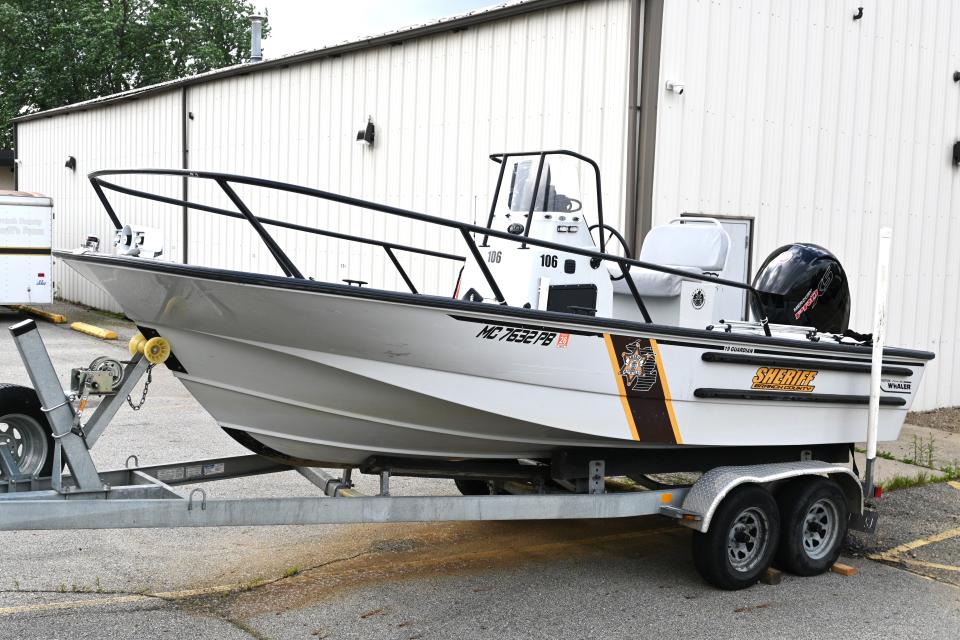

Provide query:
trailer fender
left=677, top=461, right=863, bottom=533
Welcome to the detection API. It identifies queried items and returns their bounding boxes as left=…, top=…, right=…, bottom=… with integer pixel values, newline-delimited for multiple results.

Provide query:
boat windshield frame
left=485, top=150, right=606, bottom=252
left=86, top=153, right=772, bottom=336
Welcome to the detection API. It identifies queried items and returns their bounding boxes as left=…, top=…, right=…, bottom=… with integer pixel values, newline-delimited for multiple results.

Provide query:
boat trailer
left=0, top=318, right=877, bottom=589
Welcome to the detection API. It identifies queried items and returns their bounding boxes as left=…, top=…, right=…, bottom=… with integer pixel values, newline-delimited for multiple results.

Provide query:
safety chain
left=126, top=364, right=156, bottom=411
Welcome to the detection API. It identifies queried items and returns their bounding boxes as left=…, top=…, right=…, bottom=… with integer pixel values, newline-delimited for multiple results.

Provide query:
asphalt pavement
left=0, top=305, right=958, bottom=639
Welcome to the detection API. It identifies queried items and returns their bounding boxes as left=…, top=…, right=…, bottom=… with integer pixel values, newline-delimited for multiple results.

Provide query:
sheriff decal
left=620, top=340, right=659, bottom=392
left=751, top=367, right=818, bottom=392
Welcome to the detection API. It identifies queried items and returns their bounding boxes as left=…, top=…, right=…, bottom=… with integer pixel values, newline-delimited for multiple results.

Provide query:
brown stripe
left=606, top=334, right=677, bottom=444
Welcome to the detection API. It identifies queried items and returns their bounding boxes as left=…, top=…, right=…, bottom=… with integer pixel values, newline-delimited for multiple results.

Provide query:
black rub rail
left=87, top=152, right=773, bottom=335
left=694, top=388, right=907, bottom=407
left=701, top=352, right=914, bottom=377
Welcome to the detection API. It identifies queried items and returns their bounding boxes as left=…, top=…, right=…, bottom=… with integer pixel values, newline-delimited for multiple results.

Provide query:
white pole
left=865, top=227, right=892, bottom=496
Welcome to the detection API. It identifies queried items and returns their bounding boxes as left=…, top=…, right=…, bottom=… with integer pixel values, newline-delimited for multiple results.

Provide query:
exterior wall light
left=356, top=117, right=375, bottom=146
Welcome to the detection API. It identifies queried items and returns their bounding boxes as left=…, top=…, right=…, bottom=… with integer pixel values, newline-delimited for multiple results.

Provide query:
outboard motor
left=752, top=243, right=851, bottom=333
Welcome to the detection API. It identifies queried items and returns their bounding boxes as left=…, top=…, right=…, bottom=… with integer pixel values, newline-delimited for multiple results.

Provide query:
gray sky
left=256, top=0, right=499, bottom=58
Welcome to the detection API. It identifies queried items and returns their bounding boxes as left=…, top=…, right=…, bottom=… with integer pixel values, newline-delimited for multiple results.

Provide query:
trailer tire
left=691, top=485, right=780, bottom=590
left=0, top=385, right=56, bottom=478
left=774, top=477, right=848, bottom=576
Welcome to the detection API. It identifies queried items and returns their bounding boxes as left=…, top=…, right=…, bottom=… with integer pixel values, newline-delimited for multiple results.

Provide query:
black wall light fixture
left=65, top=155, right=76, bottom=171
left=356, top=117, right=375, bottom=147
left=953, top=141, right=960, bottom=167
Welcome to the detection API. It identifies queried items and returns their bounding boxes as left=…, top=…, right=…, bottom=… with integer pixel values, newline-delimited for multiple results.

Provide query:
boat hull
left=60, top=253, right=932, bottom=465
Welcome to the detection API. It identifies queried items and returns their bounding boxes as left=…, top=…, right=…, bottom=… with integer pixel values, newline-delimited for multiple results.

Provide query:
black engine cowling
left=751, top=243, right=851, bottom=334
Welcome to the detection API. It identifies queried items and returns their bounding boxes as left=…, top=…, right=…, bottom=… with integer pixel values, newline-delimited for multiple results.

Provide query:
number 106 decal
left=540, top=254, right=558, bottom=268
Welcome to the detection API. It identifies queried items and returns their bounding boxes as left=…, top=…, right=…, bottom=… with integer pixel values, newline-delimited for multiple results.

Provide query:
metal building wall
left=16, top=92, right=184, bottom=312
left=652, top=0, right=960, bottom=411
left=15, top=0, right=633, bottom=310
left=183, top=0, right=633, bottom=294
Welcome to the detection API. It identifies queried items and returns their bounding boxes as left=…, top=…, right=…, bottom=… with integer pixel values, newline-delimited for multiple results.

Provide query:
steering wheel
left=588, top=223, right=633, bottom=281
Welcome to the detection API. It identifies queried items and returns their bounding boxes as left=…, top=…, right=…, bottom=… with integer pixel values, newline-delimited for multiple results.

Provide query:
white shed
left=13, top=0, right=960, bottom=410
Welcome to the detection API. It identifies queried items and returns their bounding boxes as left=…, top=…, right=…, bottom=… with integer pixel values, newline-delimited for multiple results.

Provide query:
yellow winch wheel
left=142, top=337, right=172, bottom=365
left=128, top=333, right=146, bottom=357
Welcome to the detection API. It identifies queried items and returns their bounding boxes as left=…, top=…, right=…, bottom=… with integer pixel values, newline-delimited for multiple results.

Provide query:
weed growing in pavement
left=854, top=447, right=901, bottom=461
left=881, top=460, right=960, bottom=492
left=906, top=433, right=937, bottom=468
left=240, top=577, right=268, bottom=592
left=283, top=566, right=301, bottom=578
left=882, top=472, right=932, bottom=492
left=940, top=461, right=960, bottom=479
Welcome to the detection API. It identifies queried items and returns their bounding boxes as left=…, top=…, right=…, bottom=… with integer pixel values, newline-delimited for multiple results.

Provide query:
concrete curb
left=70, top=321, right=118, bottom=340
left=6, top=305, right=67, bottom=324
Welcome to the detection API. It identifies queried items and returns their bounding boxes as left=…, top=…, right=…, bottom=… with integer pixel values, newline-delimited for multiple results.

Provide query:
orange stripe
left=604, top=334, right=640, bottom=441
left=649, top=339, right=682, bottom=444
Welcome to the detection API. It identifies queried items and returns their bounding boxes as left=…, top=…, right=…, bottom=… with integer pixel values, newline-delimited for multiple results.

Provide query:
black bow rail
left=87, top=152, right=772, bottom=336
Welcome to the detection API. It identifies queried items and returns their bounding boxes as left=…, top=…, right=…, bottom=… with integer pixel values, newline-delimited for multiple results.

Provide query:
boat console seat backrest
left=611, top=218, right=730, bottom=297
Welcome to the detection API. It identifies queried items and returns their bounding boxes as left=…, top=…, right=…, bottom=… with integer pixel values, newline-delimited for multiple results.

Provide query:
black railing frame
left=487, top=150, right=606, bottom=253
left=87, top=157, right=772, bottom=336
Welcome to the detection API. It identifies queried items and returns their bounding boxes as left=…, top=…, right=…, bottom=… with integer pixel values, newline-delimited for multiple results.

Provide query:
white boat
left=58, top=151, right=933, bottom=473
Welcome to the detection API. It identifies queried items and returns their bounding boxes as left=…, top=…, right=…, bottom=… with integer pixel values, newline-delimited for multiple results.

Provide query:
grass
left=854, top=447, right=896, bottom=460
left=880, top=461, right=960, bottom=492
left=882, top=472, right=934, bottom=492
left=239, top=577, right=269, bottom=592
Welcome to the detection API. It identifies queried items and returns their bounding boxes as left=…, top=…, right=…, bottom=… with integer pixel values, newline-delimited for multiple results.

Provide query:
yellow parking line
left=0, top=595, right=151, bottom=616
left=896, top=558, right=960, bottom=573
left=0, top=579, right=276, bottom=617
left=948, top=480, right=960, bottom=491
left=874, top=526, right=960, bottom=560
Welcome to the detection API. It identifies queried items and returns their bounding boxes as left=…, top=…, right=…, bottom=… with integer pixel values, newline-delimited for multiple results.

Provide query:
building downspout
left=633, top=0, right=664, bottom=248
left=12, top=122, right=17, bottom=191
left=181, top=87, right=189, bottom=264
left=622, top=0, right=643, bottom=251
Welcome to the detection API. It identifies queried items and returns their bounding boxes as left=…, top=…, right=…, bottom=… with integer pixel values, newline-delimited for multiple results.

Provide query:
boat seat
left=610, top=218, right=730, bottom=297
left=609, top=265, right=702, bottom=297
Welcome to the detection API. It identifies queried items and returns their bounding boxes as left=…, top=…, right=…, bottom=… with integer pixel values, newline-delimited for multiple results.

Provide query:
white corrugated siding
left=16, top=92, right=184, bottom=312
left=15, top=0, right=632, bottom=309
left=653, top=0, right=960, bottom=410
left=184, top=0, right=633, bottom=293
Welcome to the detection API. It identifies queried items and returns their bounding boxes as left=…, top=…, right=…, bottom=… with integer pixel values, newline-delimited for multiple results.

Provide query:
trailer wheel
left=774, top=478, right=848, bottom=576
left=691, top=485, right=780, bottom=590
left=0, top=385, right=55, bottom=478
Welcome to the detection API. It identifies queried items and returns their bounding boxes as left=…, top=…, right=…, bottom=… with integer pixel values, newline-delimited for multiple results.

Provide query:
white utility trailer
left=0, top=318, right=879, bottom=590
left=0, top=192, right=53, bottom=305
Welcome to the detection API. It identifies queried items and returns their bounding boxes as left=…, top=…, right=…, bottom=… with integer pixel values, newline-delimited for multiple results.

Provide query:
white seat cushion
left=639, top=221, right=729, bottom=272
left=609, top=265, right=702, bottom=297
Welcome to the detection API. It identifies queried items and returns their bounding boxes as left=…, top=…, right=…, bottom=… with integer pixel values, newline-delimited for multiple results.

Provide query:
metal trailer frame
left=0, top=318, right=871, bottom=535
